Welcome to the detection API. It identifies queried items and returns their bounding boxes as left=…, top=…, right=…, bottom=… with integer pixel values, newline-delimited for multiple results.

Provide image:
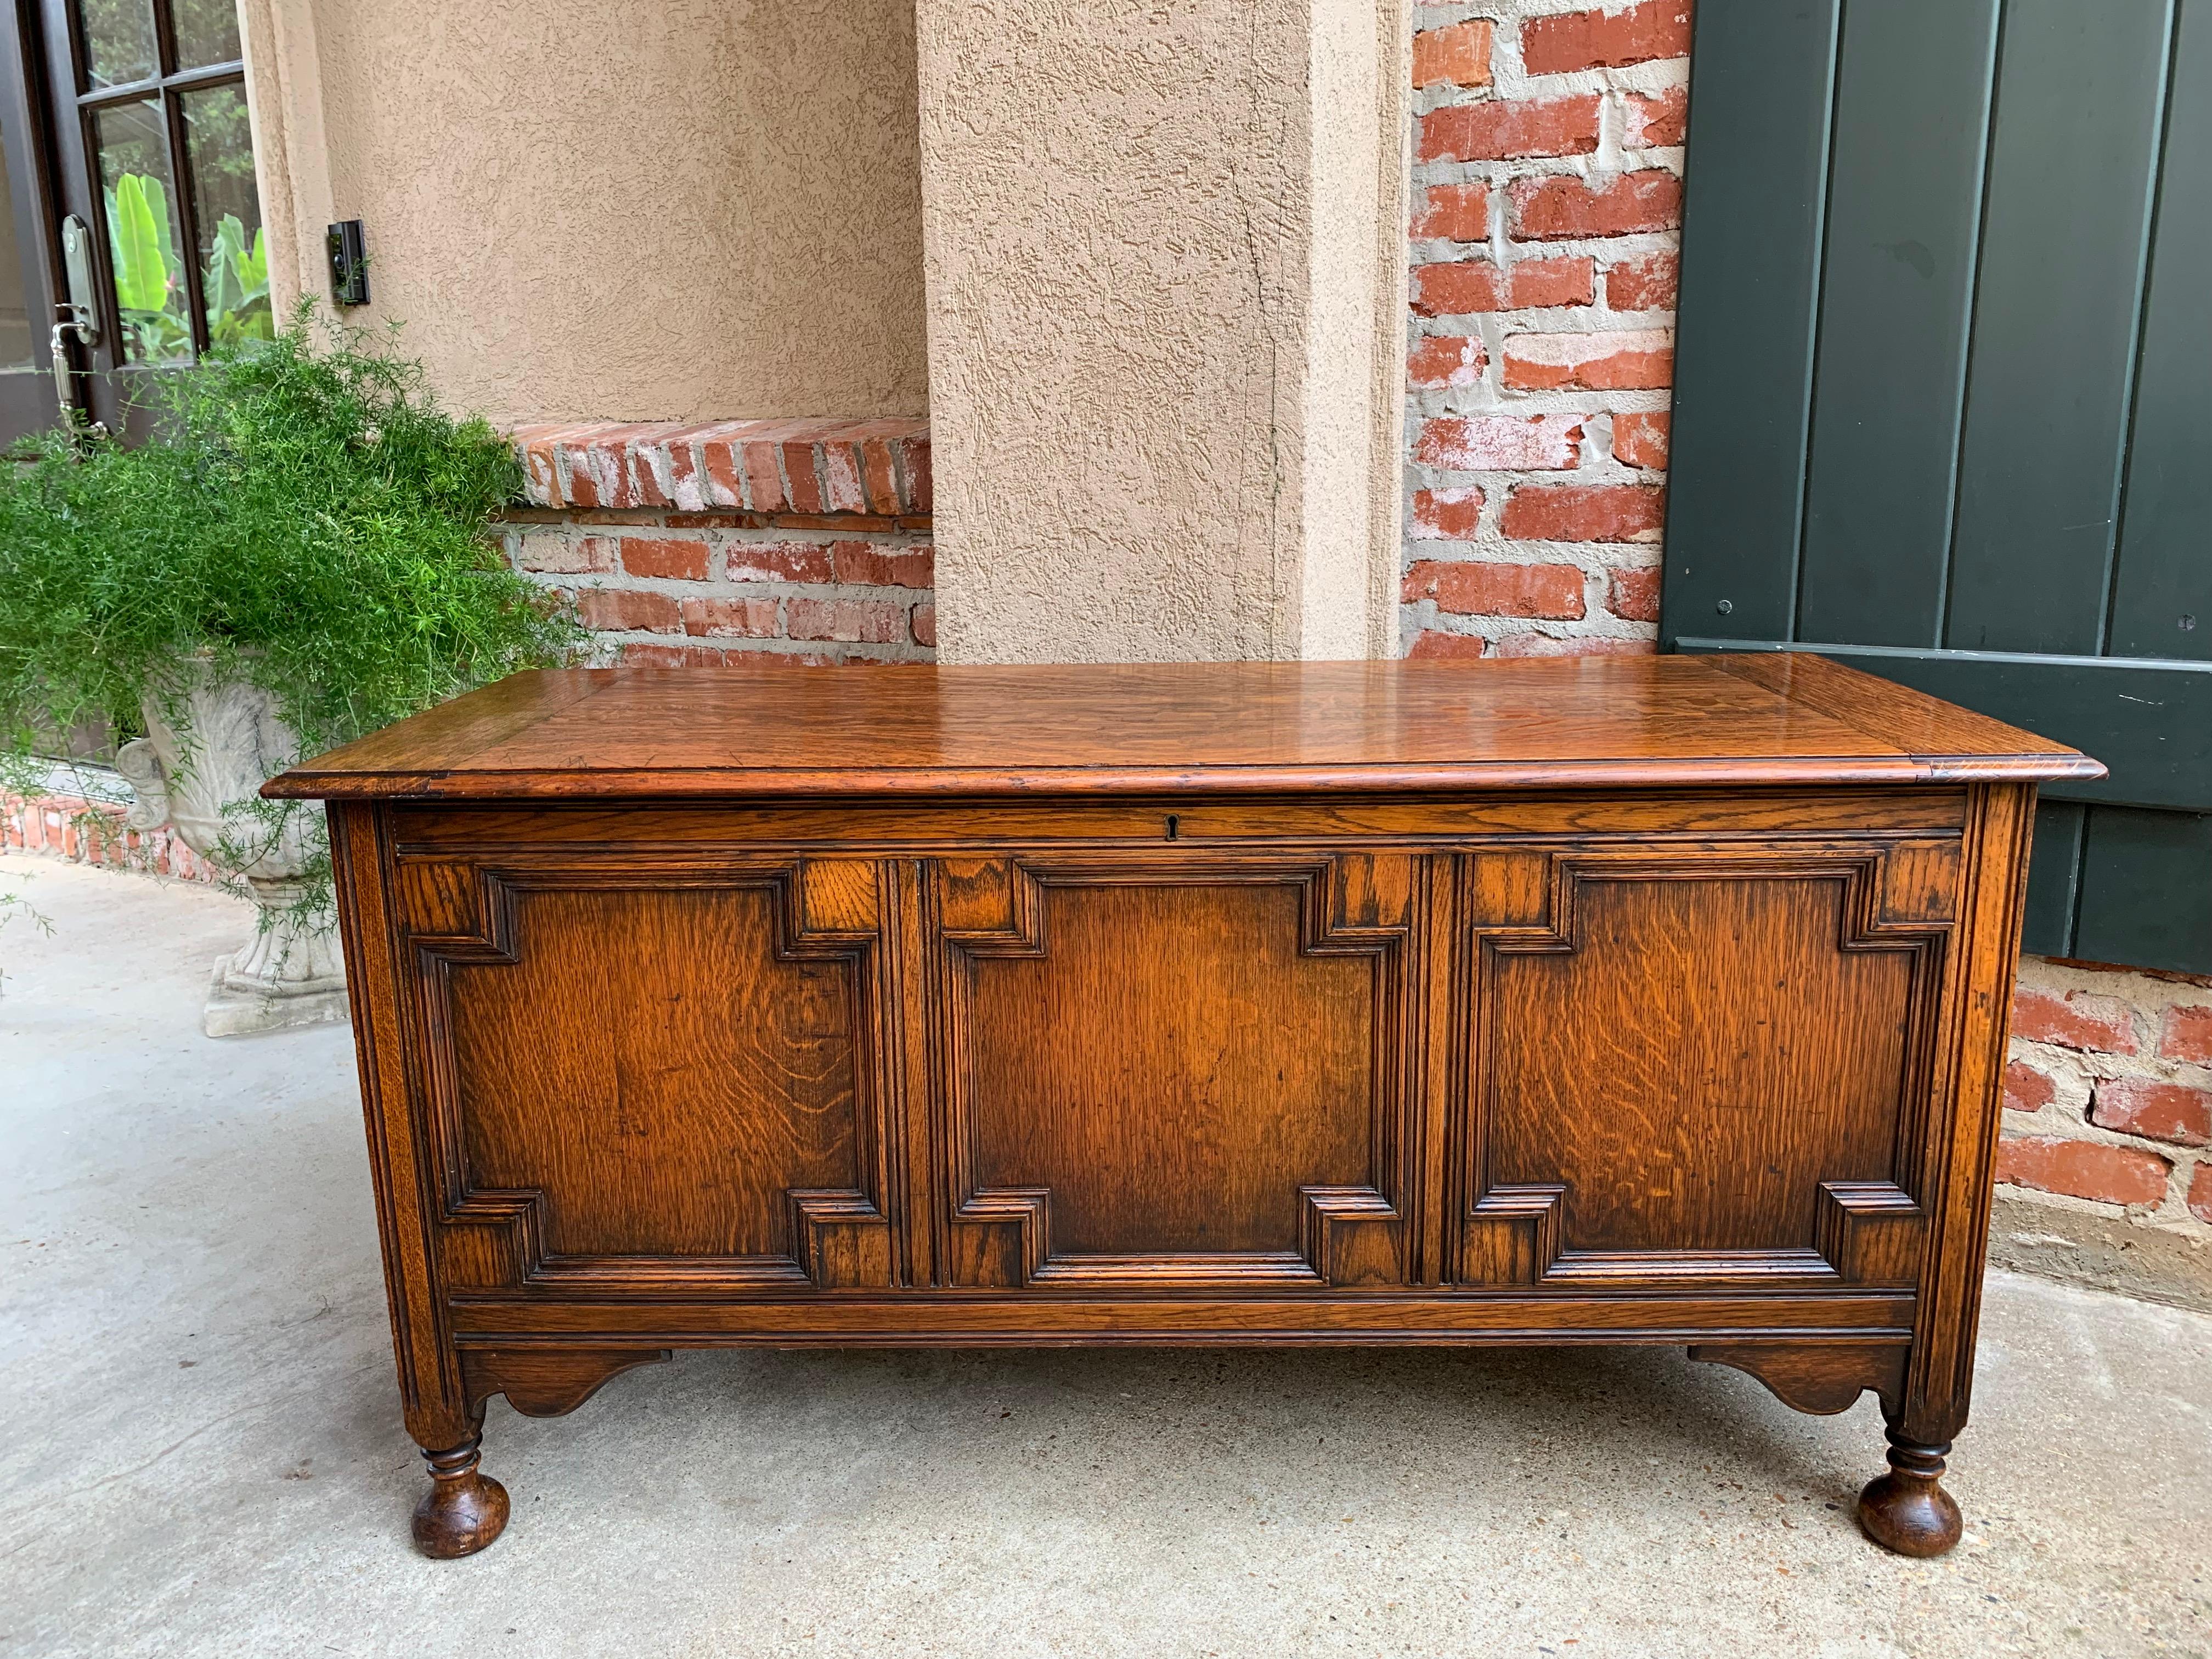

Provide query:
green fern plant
left=0, top=307, right=583, bottom=911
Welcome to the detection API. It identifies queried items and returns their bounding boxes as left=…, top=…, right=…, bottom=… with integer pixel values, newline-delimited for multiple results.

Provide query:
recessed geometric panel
left=448, top=887, right=859, bottom=1259
left=967, top=882, right=1374, bottom=1257
left=1486, top=876, right=1915, bottom=1254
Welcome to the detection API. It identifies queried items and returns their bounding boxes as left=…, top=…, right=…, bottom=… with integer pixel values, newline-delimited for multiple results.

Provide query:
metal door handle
left=52, top=213, right=106, bottom=437
left=49, top=305, right=104, bottom=438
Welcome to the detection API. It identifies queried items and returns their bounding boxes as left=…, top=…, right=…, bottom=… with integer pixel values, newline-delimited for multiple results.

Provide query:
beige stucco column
left=917, top=0, right=1410, bottom=663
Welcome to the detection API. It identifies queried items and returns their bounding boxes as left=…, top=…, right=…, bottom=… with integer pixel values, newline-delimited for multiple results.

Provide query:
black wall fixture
left=327, top=219, right=369, bottom=307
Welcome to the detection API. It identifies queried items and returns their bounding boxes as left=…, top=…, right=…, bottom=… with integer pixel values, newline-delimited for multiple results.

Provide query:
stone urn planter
left=114, top=661, right=347, bottom=1037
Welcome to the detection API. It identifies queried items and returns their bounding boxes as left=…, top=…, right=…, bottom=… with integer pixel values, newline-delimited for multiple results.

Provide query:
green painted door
left=1664, top=0, right=2212, bottom=974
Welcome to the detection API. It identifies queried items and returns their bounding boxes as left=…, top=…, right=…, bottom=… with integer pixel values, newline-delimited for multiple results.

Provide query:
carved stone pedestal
left=199, top=873, right=348, bottom=1037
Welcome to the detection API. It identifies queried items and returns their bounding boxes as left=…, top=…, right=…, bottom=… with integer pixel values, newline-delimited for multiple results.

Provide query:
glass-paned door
left=35, top=0, right=268, bottom=436
left=0, top=13, right=61, bottom=446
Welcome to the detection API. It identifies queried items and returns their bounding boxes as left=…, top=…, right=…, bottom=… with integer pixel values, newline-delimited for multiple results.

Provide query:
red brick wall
left=508, top=420, right=936, bottom=667
left=505, top=515, right=935, bottom=667
left=2, top=792, right=222, bottom=883
left=1403, top=0, right=1686, bottom=659
left=2000, top=958, right=2212, bottom=1230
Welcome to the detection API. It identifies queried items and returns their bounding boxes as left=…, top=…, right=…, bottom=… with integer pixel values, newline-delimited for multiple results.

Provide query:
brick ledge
left=512, top=418, right=931, bottom=516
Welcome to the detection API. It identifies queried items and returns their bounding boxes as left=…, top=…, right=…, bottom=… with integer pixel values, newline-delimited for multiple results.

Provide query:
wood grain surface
left=449, top=887, right=860, bottom=1261
left=967, top=881, right=1372, bottom=1259
left=1485, top=876, right=1915, bottom=1254
left=264, top=657, right=2102, bottom=801
left=303, top=658, right=2073, bottom=1560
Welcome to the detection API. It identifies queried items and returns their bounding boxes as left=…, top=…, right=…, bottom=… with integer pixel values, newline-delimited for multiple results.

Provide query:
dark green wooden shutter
left=1664, top=0, right=2212, bottom=975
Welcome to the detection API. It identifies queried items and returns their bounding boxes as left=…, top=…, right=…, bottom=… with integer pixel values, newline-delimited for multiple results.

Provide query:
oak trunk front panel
left=1464, top=845, right=1948, bottom=1293
left=284, top=658, right=2095, bottom=1558
left=373, top=822, right=1965, bottom=1325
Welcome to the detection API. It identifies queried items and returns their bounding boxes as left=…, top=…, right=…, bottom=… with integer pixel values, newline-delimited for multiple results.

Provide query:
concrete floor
left=2, top=854, right=2208, bottom=1659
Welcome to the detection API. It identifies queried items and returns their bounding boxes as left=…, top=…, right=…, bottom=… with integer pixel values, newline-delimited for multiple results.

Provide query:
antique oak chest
left=264, top=654, right=2101, bottom=1560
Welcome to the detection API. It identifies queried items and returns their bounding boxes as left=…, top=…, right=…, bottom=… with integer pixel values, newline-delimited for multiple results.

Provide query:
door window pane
left=93, top=99, right=190, bottom=364
left=0, top=126, right=33, bottom=368
left=76, top=0, right=157, bottom=91
left=181, top=85, right=268, bottom=345
left=171, top=0, right=242, bottom=69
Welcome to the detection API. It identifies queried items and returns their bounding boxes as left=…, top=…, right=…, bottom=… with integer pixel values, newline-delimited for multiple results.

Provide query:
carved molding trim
left=1300, top=1186, right=1402, bottom=1288
left=1459, top=1194, right=1920, bottom=1291
left=1474, top=844, right=1956, bottom=962
left=1462, top=1184, right=1565, bottom=1286
left=1689, top=1340, right=1909, bottom=1418
left=789, top=1189, right=896, bottom=1289
left=1540, top=1250, right=1839, bottom=1286
left=460, top=1345, right=672, bottom=1418
left=1815, top=1180, right=1928, bottom=1288
left=943, top=1187, right=1051, bottom=1289
left=400, top=857, right=896, bottom=1294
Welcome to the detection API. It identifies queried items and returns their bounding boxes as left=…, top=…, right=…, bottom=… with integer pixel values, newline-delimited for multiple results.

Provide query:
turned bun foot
left=410, top=1436, right=510, bottom=1559
left=1857, top=1431, right=1963, bottom=1558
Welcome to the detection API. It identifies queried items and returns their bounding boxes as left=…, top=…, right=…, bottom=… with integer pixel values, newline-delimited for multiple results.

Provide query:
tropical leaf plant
left=101, top=177, right=274, bottom=358
left=206, top=215, right=273, bottom=347
left=142, top=173, right=173, bottom=281
left=105, top=171, right=190, bottom=360
left=108, top=172, right=171, bottom=312
left=204, top=212, right=246, bottom=317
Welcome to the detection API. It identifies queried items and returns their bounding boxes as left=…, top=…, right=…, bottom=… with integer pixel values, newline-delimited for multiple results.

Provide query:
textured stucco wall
left=240, top=0, right=927, bottom=424
left=1308, top=0, right=1412, bottom=661
left=918, top=0, right=1406, bottom=664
